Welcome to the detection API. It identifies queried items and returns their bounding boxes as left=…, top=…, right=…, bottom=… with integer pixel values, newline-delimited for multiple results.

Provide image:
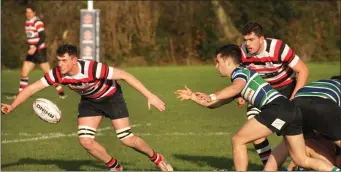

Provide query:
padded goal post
left=80, top=3, right=100, bottom=62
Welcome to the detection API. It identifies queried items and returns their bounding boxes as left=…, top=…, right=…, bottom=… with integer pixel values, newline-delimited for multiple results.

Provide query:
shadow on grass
left=1, top=158, right=163, bottom=171
left=1, top=158, right=109, bottom=171
left=174, top=154, right=263, bottom=171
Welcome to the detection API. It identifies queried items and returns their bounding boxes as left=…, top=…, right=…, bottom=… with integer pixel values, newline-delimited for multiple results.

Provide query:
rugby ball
left=32, top=98, right=62, bottom=124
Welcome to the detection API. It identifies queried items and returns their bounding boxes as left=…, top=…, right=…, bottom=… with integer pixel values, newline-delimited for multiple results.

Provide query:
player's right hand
left=1, top=104, right=13, bottom=114
left=147, top=94, right=166, bottom=112
left=237, top=97, right=246, bottom=108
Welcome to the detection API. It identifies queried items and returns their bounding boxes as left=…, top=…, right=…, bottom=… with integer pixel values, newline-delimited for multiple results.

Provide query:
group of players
left=175, top=23, right=340, bottom=171
left=1, top=5, right=340, bottom=171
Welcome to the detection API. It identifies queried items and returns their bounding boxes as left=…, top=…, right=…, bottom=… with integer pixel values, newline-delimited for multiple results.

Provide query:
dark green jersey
left=295, top=79, right=340, bottom=107
left=231, top=67, right=285, bottom=109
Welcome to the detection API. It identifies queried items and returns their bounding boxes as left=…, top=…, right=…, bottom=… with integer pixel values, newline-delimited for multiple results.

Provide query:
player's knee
left=78, top=126, right=96, bottom=149
left=116, top=127, right=134, bottom=146
left=232, top=134, right=243, bottom=146
left=79, top=137, right=95, bottom=149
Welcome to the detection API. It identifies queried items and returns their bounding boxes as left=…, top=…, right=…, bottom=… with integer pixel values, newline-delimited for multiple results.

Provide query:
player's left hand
left=175, top=85, right=193, bottom=101
left=147, top=94, right=166, bottom=112
left=28, top=46, right=37, bottom=55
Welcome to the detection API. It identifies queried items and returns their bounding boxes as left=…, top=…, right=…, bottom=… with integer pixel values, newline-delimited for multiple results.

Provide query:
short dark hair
left=242, top=22, right=264, bottom=37
left=330, top=75, right=341, bottom=80
left=26, top=4, right=36, bottom=12
left=215, top=44, right=241, bottom=64
left=56, top=44, right=78, bottom=57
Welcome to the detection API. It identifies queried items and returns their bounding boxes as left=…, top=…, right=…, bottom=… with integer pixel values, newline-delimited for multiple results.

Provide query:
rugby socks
left=54, top=84, right=65, bottom=96
left=331, top=166, right=340, bottom=171
left=106, top=157, right=121, bottom=169
left=18, top=76, right=29, bottom=93
left=253, top=139, right=272, bottom=165
left=149, top=151, right=162, bottom=164
left=149, top=151, right=158, bottom=162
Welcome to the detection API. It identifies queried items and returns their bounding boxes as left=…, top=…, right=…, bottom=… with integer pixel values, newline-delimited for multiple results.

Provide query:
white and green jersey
left=231, top=67, right=285, bottom=109
left=294, top=79, right=340, bottom=107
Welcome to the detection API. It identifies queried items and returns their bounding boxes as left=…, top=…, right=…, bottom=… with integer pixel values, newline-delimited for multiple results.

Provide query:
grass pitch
left=1, top=62, right=339, bottom=171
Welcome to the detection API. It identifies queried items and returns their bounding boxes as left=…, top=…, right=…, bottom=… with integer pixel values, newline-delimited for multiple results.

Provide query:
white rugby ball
left=33, top=98, right=62, bottom=124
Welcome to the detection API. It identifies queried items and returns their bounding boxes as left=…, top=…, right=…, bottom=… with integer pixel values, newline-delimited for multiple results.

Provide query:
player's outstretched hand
left=1, top=104, right=13, bottom=115
left=175, top=85, right=193, bottom=101
left=147, top=94, right=166, bottom=111
left=194, top=92, right=211, bottom=102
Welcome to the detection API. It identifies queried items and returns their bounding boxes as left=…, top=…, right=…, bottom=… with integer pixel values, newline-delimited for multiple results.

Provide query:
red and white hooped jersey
left=41, top=60, right=118, bottom=99
left=25, top=16, right=46, bottom=49
left=240, top=38, right=299, bottom=88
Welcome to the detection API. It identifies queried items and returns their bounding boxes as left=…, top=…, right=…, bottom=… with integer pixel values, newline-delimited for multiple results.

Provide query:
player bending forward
left=2, top=44, right=173, bottom=171
left=175, top=44, right=339, bottom=171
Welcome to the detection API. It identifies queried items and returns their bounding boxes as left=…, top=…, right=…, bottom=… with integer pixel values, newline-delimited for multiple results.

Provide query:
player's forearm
left=190, top=94, right=211, bottom=107
left=123, top=73, right=153, bottom=98
left=215, top=85, right=241, bottom=101
left=11, top=86, right=37, bottom=109
left=11, top=81, right=47, bottom=109
left=291, top=67, right=309, bottom=98
left=113, top=68, right=154, bottom=98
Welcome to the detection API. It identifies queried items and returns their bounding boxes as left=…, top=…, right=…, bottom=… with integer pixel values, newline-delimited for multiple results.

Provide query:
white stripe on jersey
left=87, top=81, right=107, bottom=95
left=28, top=38, right=39, bottom=43
left=48, top=70, right=55, bottom=82
left=288, top=55, right=299, bottom=68
left=232, top=71, right=248, bottom=81
left=40, top=77, right=49, bottom=86
left=96, top=63, right=102, bottom=79
left=37, top=27, right=44, bottom=32
left=20, top=81, right=28, bottom=85
left=269, top=39, right=277, bottom=57
left=34, top=21, right=44, bottom=32
left=107, top=67, right=113, bottom=80
left=25, top=26, right=36, bottom=30
left=265, top=94, right=283, bottom=106
left=304, top=85, right=340, bottom=102
left=101, top=86, right=116, bottom=97
left=84, top=61, right=90, bottom=76
left=281, top=44, right=290, bottom=61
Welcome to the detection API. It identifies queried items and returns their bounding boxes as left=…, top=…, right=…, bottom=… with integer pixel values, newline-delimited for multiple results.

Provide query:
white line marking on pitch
left=1, top=123, right=147, bottom=144
left=2, top=124, right=230, bottom=144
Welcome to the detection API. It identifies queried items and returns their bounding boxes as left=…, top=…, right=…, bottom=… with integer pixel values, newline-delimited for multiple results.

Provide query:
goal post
left=80, top=0, right=100, bottom=62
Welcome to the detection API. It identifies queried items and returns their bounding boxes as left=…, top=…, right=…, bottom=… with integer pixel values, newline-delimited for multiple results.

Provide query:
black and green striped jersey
left=231, top=67, right=285, bottom=109
left=294, top=79, right=340, bottom=107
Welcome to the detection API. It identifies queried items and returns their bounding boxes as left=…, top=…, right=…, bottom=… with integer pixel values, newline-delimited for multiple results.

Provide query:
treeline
left=1, top=0, right=340, bottom=68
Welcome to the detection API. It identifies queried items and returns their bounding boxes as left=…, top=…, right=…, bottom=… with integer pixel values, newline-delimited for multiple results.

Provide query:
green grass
left=1, top=62, right=340, bottom=171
